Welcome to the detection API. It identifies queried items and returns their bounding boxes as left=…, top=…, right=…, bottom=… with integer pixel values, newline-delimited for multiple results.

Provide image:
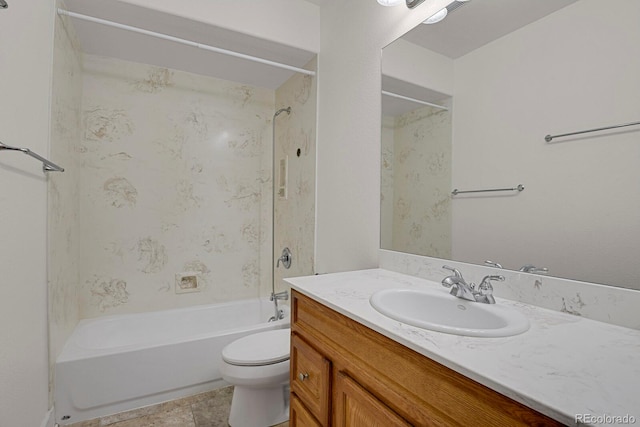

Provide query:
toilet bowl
left=220, top=328, right=291, bottom=427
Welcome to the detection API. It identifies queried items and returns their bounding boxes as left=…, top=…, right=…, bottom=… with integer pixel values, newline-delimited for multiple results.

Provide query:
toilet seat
left=222, top=328, right=290, bottom=366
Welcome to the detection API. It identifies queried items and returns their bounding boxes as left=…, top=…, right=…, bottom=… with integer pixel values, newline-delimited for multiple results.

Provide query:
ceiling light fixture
left=378, top=0, right=404, bottom=6
left=421, top=0, right=470, bottom=24
left=423, top=7, right=447, bottom=24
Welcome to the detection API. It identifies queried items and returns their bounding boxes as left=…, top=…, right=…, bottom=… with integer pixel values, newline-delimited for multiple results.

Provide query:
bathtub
left=54, top=297, right=290, bottom=425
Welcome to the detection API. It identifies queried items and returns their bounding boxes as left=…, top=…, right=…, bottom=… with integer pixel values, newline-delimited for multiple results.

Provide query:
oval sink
left=370, top=288, right=529, bottom=337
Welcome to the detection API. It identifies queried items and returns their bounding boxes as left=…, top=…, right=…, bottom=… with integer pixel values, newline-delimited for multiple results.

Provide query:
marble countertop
left=285, top=268, right=640, bottom=426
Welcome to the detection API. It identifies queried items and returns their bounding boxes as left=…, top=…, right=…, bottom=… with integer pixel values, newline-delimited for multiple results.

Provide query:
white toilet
left=220, top=328, right=291, bottom=427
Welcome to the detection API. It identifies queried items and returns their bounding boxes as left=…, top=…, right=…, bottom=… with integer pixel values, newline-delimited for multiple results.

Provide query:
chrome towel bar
left=452, top=184, right=524, bottom=196
left=545, top=120, right=640, bottom=142
left=0, top=141, right=65, bottom=172
left=381, top=91, right=449, bottom=111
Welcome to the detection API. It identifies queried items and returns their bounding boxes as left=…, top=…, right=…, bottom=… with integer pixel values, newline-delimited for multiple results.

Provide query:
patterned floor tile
left=63, top=387, right=290, bottom=427
left=191, top=387, right=233, bottom=427
left=107, top=406, right=195, bottom=427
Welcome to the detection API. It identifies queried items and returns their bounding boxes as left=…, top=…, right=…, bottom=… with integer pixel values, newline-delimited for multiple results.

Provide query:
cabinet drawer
left=291, top=333, right=331, bottom=426
left=291, top=393, right=323, bottom=427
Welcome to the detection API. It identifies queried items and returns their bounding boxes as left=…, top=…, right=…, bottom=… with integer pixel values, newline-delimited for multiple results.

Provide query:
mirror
left=381, top=0, right=640, bottom=290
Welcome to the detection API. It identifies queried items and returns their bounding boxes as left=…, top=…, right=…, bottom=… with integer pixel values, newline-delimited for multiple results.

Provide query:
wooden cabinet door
left=291, top=393, right=323, bottom=427
left=291, top=333, right=331, bottom=426
left=333, top=371, right=412, bottom=427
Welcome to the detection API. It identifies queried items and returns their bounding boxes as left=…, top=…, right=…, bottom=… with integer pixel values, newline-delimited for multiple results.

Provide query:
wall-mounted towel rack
left=0, top=141, right=65, bottom=172
left=452, top=184, right=524, bottom=196
left=545, top=120, right=640, bottom=142
left=381, top=91, right=449, bottom=111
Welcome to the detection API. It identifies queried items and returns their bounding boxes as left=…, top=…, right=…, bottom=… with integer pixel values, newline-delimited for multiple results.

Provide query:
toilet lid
left=222, top=328, right=290, bottom=366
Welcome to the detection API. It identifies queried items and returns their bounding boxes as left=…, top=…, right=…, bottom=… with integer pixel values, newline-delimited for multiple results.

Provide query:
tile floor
left=65, top=386, right=290, bottom=427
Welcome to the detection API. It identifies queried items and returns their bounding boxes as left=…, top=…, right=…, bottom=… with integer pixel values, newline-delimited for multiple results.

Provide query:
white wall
left=382, top=38, right=453, bottom=96
left=315, top=0, right=452, bottom=273
left=452, top=0, right=640, bottom=288
left=0, top=1, right=54, bottom=426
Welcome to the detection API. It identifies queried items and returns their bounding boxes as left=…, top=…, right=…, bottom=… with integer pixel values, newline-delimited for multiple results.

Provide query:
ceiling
left=402, top=0, right=578, bottom=59
left=382, top=0, right=579, bottom=115
left=61, top=0, right=578, bottom=102
left=62, top=0, right=317, bottom=90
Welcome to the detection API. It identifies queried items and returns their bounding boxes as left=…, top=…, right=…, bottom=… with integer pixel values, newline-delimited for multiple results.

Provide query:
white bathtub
left=55, top=298, right=290, bottom=425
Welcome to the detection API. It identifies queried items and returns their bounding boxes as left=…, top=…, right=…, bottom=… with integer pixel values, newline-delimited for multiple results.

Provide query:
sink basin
left=370, top=288, right=529, bottom=337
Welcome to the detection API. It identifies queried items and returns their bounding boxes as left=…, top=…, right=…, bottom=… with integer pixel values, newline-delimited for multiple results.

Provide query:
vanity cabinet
left=290, top=393, right=323, bottom=427
left=290, top=333, right=331, bottom=425
left=290, top=290, right=562, bottom=427
left=333, top=371, right=412, bottom=426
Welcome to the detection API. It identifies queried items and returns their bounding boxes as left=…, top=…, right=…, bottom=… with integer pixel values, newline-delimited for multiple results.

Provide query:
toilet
left=220, top=328, right=291, bottom=427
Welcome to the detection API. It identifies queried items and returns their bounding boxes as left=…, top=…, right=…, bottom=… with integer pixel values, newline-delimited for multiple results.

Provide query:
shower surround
left=48, top=4, right=83, bottom=405
left=273, top=57, right=317, bottom=293
left=77, top=55, right=274, bottom=319
left=381, top=103, right=452, bottom=258
left=48, top=14, right=317, bottom=411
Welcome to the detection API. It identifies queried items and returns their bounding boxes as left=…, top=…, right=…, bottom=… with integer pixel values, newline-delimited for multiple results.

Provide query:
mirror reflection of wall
left=381, top=0, right=640, bottom=290
left=381, top=94, right=452, bottom=259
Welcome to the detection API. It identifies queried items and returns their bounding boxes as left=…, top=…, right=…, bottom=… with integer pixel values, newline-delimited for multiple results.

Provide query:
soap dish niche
left=175, top=272, right=201, bottom=294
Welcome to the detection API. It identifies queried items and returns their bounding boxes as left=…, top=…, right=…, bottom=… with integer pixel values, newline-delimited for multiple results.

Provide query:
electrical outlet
left=175, top=272, right=201, bottom=294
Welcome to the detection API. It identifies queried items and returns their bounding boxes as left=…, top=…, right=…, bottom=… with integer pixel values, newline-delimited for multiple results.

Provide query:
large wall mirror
left=381, top=0, right=640, bottom=290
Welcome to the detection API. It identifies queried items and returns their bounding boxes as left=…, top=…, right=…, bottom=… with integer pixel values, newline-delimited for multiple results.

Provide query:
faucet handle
left=442, top=265, right=463, bottom=279
left=476, top=275, right=504, bottom=304
left=277, top=247, right=292, bottom=269
left=519, top=264, right=548, bottom=274
left=484, top=260, right=503, bottom=269
left=478, top=275, right=505, bottom=294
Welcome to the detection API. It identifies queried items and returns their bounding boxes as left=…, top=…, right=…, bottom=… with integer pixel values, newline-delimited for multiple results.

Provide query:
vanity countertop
left=285, top=268, right=640, bottom=426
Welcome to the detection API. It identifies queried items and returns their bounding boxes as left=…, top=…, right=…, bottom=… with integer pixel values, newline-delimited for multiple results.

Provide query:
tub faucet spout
left=269, top=290, right=289, bottom=322
left=270, top=291, right=289, bottom=302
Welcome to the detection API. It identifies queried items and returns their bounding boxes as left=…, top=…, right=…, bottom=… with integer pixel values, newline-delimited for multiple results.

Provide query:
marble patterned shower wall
left=273, top=58, right=317, bottom=293
left=380, top=115, right=396, bottom=250
left=48, top=0, right=83, bottom=401
left=381, top=104, right=452, bottom=259
left=78, top=56, right=274, bottom=318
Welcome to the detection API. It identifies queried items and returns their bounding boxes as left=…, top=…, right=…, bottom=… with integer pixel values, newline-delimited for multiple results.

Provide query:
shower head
left=0, top=0, right=8, bottom=9
left=274, top=107, right=291, bottom=118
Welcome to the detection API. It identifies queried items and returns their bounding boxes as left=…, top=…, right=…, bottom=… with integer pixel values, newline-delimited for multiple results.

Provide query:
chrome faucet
left=268, top=290, right=289, bottom=322
left=441, top=266, right=505, bottom=304
left=271, top=290, right=289, bottom=301
left=518, top=264, right=548, bottom=274
left=277, top=247, right=292, bottom=269
left=475, top=275, right=505, bottom=304
left=441, top=266, right=476, bottom=301
left=484, top=260, right=503, bottom=269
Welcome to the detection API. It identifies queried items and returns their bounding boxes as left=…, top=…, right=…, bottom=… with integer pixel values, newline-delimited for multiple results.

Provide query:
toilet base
left=228, top=384, right=290, bottom=427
